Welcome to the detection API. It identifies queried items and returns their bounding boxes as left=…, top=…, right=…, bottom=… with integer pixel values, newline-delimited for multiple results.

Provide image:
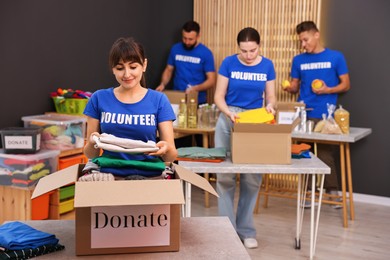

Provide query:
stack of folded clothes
left=0, top=158, right=52, bottom=188
left=177, top=147, right=227, bottom=162
left=291, top=143, right=312, bottom=159
left=80, top=133, right=169, bottom=180
left=0, top=221, right=65, bottom=259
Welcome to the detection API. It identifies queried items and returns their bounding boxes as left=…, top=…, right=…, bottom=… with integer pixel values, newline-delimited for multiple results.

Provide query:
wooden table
left=179, top=155, right=330, bottom=260
left=19, top=217, right=250, bottom=259
left=292, top=127, right=372, bottom=228
left=173, top=126, right=215, bottom=149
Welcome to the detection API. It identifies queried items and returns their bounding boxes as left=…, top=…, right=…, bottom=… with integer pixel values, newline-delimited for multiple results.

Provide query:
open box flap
left=31, top=164, right=80, bottom=199
left=74, top=179, right=185, bottom=208
left=233, top=118, right=300, bottom=133
left=173, top=163, right=219, bottom=198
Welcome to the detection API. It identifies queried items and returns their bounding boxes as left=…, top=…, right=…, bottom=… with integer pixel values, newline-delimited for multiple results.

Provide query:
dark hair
left=182, top=20, right=200, bottom=34
left=296, top=21, right=319, bottom=34
left=237, top=27, right=260, bottom=45
left=109, top=37, right=146, bottom=87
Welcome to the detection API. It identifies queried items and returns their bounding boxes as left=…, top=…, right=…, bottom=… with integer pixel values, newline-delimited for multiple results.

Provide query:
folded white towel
left=93, top=135, right=159, bottom=154
left=99, top=133, right=157, bottom=149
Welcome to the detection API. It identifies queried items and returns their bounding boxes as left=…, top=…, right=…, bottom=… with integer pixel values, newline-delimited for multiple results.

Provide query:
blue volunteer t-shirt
left=168, top=42, right=215, bottom=104
left=291, top=48, right=349, bottom=118
left=218, top=54, right=276, bottom=109
left=84, top=88, right=175, bottom=161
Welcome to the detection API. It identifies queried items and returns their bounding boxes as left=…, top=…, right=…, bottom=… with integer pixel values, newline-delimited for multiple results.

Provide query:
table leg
left=313, top=174, right=325, bottom=257
left=295, top=175, right=302, bottom=249
left=340, top=144, right=348, bottom=228
left=202, top=133, right=210, bottom=208
left=184, top=181, right=192, bottom=217
left=310, top=174, right=316, bottom=259
left=346, top=143, right=355, bottom=220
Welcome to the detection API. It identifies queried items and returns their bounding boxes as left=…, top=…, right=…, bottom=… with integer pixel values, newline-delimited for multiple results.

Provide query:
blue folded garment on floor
left=0, top=221, right=59, bottom=250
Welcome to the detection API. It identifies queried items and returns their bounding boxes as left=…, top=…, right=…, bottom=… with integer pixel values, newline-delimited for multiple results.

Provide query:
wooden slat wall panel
left=194, top=0, right=322, bottom=103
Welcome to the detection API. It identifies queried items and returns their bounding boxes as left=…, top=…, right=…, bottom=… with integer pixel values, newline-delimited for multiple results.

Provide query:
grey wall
left=321, top=0, right=390, bottom=197
left=0, top=0, right=192, bottom=128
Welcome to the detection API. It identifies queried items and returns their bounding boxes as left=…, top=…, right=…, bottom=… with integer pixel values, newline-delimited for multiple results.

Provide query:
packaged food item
left=321, top=104, right=343, bottom=135
left=314, top=114, right=326, bottom=132
left=334, top=105, right=350, bottom=134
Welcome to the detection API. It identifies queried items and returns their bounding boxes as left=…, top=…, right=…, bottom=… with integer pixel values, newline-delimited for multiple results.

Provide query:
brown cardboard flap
left=74, top=179, right=185, bottom=208
left=276, top=101, right=305, bottom=111
left=31, top=164, right=80, bottom=199
left=233, top=122, right=292, bottom=133
left=174, top=164, right=219, bottom=197
left=233, top=118, right=300, bottom=133
left=163, top=90, right=197, bottom=105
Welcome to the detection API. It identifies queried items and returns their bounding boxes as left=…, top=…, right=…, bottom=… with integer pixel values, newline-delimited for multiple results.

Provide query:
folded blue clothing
left=292, top=150, right=311, bottom=159
left=101, top=167, right=162, bottom=177
left=0, top=222, right=59, bottom=250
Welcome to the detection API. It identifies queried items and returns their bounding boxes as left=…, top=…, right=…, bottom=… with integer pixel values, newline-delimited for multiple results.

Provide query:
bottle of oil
left=187, top=98, right=197, bottom=128
left=177, top=98, right=187, bottom=128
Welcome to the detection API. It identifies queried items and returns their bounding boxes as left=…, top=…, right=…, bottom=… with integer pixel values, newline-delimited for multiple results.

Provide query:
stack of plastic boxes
left=0, top=126, right=60, bottom=222
left=21, top=113, right=87, bottom=215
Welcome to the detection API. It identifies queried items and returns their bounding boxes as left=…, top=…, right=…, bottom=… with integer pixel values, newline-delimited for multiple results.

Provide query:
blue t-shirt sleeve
left=84, top=89, right=102, bottom=119
left=336, top=52, right=348, bottom=76
left=157, top=92, right=176, bottom=123
left=203, top=49, right=215, bottom=73
left=267, top=59, right=276, bottom=81
left=218, top=56, right=230, bottom=78
left=291, top=56, right=300, bottom=79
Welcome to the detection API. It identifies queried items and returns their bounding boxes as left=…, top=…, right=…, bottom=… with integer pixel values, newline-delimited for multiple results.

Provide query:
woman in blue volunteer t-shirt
left=214, top=27, right=276, bottom=249
left=83, top=37, right=178, bottom=174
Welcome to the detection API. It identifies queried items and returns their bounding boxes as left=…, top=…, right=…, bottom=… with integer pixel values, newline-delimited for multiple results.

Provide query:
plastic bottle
left=178, top=98, right=187, bottom=128
left=197, top=105, right=203, bottom=128
left=187, top=98, right=197, bottom=128
left=334, top=105, right=350, bottom=134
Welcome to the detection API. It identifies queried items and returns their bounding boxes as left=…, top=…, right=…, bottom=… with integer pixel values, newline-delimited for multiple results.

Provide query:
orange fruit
left=311, top=79, right=323, bottom=89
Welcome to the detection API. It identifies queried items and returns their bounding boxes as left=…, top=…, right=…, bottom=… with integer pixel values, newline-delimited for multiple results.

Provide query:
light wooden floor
left=61, top=186, right=390, bottom=260
left=190, top=185, right=390, bottom=260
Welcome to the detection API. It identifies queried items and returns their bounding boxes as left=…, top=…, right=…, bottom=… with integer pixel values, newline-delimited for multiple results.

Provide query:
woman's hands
left=148, top=140, right=169, bottom=157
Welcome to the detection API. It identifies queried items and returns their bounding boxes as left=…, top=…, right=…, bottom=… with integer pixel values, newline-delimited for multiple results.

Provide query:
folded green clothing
left=92, top=156, right=166, bottom=171
left=177, top=147, right=226, bottom=159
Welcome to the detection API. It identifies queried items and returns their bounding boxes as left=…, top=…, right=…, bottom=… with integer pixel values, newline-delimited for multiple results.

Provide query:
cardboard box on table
left=31, top=163, right=217, bottom=256
left=163, top=90, right=198, bottom=105
left=231, top=118, right=300, bottom=165
left=276, top=101, right=305, bottom=124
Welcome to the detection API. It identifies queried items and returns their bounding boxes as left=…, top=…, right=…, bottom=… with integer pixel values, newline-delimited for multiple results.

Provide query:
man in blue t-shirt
left=156, top=20, right=216, bottom=104
left=283, top=21, right=351, bottom=207
left=284, top=21, right=351, bottom=118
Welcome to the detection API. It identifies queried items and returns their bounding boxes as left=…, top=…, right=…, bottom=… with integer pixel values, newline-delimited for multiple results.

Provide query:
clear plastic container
left=22, top=114, right=86, bottom=151
left=0, top=149, right=60, bottom=189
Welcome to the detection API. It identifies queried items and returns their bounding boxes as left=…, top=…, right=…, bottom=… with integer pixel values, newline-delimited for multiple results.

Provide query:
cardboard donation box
left=276, top=102, right=305, bottom=124
left=164, top=90, right=198, bottom=105
left=231, top=119, right=299, bottom=164
left=31, top=164, right=217, bottom=256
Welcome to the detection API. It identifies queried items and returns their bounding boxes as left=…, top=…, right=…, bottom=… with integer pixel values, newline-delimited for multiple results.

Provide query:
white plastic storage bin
left=0, top=149, right=60, bottom=189
left=22, top=114, right=86, bottom=152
